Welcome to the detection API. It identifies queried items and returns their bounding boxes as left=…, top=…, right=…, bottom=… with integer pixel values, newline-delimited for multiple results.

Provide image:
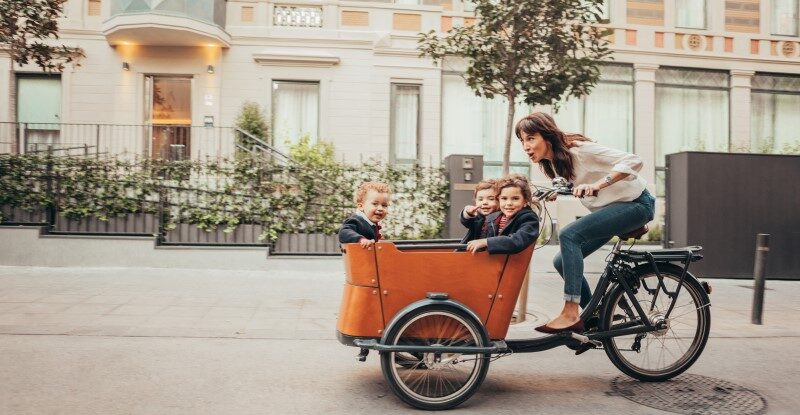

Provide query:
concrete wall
left=0, top=227, right=272, bottom=270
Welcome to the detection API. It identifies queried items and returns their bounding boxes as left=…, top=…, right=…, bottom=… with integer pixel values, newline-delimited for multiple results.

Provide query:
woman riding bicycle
left=516, top=112, right=655, bottom=334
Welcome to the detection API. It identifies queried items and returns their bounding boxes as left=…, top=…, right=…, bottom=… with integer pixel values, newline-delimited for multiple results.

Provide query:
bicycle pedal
left=356, top=348, right=369, bottom=362
left=574, top=344, right=597, bottom=356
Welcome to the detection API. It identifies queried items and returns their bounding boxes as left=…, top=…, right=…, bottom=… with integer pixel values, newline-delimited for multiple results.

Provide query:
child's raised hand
left=465, top=205, right=479, bottom=216
left=359, top=238, right=376, bottom=248
left=466, top=238, right=488, bottom=254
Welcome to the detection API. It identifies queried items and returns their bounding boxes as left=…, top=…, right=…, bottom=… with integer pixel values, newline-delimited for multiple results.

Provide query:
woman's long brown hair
left=514, top=112, right=590, bottom=181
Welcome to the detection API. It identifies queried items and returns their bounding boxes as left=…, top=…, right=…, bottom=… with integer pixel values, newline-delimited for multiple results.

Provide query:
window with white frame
left=551, top=64, right=634, bottom=152
left=771, top=0, right=799, bottom=36
left=16, top=74, right=62, bottom=151
left=271, top=81, right=319, bottom=153
left=676, top=0, right=706, bottom=29
left=751, top=73, right=800, bottom=154
left=390, top=84, right=421, bottom=164
left=441, top=74, right=531, bottom=178
left=654, top=67, right=729, bottom=195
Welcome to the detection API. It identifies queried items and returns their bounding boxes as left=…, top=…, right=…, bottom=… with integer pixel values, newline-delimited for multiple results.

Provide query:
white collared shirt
left=355, top=210, right=379, bottom=227
left=569, top=141, right=647, bottom=211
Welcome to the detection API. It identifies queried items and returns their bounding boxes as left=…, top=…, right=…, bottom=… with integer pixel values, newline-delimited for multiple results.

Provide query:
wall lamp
left=122, top=62, right=130, bottom=71
left=207, top=65, right=214, bottom=74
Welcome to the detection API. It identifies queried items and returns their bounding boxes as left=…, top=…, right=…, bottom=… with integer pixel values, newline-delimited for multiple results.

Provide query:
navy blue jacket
left=338, top=214, right=379, bottom=243
left=483, top=207, right=540, bottom=254
left=459, top=208, right=488, bottom=243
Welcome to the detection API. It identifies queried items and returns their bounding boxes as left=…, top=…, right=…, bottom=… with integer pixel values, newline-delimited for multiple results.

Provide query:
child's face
left=498, top=186, right=526, bottom=218
left=475, top=188, right=498, bottom=216
left=358, top=190, right=390, bottom=223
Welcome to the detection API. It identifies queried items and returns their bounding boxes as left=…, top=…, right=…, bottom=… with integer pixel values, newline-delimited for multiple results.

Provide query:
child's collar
left=355, top=210, right=379, bottom=226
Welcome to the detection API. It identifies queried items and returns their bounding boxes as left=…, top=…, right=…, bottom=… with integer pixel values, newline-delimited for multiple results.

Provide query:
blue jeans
left=553, top=190, right=655, bottom=306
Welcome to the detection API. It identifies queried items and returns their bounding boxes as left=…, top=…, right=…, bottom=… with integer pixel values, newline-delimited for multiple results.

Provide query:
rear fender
left=627, top=262, right=711, bottom=306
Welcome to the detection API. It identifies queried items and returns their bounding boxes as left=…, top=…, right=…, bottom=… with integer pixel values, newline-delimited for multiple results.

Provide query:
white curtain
left=392, top=85, right=420, bottom=162
left=551, top=97, right=583, bottom=135
left=441, top=74, right=531, bottom=177
left=772, top=0, right=798, bottom=35
left=552, top=83, right=633, bottom=152
left=751, top=92, right=800, bottom=153
left=272, top=81, right=319, bottom=152
left=442, top=75, right=483, bottom=156
left=655, top=86, right=729, bottom=165
left=676, top=0, right=705, bottom=29
left=585, top=83, right=634, bottom=152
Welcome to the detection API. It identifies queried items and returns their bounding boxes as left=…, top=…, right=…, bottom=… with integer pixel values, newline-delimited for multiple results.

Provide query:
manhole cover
left=610, top=374, right=767, bottom=415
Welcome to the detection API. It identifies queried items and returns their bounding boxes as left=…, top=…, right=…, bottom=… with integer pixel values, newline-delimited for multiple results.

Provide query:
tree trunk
left=501, top=97, right=516, bottom=175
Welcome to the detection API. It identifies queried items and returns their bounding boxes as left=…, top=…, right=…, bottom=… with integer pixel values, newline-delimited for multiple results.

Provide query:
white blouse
left=568, top=141, right=647, bottom=211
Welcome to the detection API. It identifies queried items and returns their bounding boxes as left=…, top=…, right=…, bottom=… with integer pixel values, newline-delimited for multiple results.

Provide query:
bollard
left=751, top=233, right=769, bottom=325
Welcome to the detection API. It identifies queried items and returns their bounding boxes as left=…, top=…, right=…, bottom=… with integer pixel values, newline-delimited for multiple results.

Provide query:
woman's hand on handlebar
left=466, top=238, right=488, bottom=254
left=573, top=183, right=600, bottom=198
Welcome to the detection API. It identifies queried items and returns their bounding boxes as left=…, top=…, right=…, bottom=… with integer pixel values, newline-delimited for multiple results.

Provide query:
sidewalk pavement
left=1, top=245, right=799, bottom=414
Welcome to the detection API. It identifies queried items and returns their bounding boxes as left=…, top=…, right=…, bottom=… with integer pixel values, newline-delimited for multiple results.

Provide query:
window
left=463, top=0, right=476, bottom=13
left=599, top=0, right=611, bottom=22
left=88, top=0, right=101, bottom=16
left=272, top=81, right=319, bottom=153
left=441, top=74, right=531, bottom=178
left=772, top=0, right=799, bottom=36
left=655, top=67, right=729, bottom=194
left=241, top=6, right=254, bottom=23
left=552, top=64, right=634, bottom=152
left=17, top=75, right=62, bottom=151
left=676, top=0, right=706, bottom=29
left=751, top=74, right=800, bottom=154
left=147, top=76, right=192, bottom=160
left=390, top=84, right=421, bottom=164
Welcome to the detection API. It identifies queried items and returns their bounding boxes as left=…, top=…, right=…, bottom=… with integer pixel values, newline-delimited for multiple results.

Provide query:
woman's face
left=520, top=131, right=552, bottom=163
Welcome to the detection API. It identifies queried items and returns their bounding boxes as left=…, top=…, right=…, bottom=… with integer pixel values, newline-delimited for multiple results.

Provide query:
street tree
left=0, top=0, right=85, bottom=72
left=418, top=0, right=612, bottom=174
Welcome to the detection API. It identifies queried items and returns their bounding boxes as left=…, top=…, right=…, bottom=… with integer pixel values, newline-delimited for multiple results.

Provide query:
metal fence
left=0, top=148, right=350, bottom=253
left=0, top=122, right=240, bottom=160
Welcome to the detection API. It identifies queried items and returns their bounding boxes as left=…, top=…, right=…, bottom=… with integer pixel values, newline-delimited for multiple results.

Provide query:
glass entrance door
left=146, top=76, right=191, bottom=160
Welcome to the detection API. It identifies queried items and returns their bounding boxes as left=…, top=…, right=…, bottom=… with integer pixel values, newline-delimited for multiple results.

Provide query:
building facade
left=2, top=0, right=799, bottom=225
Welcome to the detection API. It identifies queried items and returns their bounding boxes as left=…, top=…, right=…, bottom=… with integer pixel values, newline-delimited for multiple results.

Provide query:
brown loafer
left=534, top=319, right=585, bottom=334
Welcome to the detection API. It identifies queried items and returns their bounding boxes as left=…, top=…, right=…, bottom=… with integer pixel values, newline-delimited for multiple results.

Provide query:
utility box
left=665, top=152, right=800, bottom=279
left=444, top=154, right=483, bottom=239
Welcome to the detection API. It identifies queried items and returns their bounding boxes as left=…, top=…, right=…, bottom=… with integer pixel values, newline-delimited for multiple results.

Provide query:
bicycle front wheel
left=380, top=305, right=489, bottom=410
left=601, top=265, right=710, bottom=382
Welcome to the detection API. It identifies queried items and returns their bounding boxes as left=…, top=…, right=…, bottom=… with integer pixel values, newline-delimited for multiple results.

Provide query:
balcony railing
left=273, top=5, right=324, bottom=28
left=0, top=122, right=245, bottom=161
left=104, top=0, right=229, bottom=47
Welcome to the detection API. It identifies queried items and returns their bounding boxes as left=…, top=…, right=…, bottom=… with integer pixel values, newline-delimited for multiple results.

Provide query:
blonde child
left=338, top=181, right=391, bottom=248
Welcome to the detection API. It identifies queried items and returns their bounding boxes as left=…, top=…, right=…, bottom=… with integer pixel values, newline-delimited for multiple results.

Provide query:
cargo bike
left=336, top=181, right=712, bottom=410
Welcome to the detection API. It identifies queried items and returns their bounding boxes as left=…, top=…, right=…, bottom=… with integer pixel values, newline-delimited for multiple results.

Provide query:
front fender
left=379, top=297, right=488, bottom=345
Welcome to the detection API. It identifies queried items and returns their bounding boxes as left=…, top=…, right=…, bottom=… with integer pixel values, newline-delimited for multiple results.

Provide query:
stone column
left=730, top=70, right=755, bottom=152
left=633, top=63, right=659, bottom=191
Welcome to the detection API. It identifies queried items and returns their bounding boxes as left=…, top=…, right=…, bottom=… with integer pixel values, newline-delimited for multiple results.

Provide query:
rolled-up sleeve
left=583, top=142, right=642, bottom=180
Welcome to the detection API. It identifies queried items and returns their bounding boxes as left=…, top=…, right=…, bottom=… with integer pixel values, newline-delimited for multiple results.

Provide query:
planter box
left=1, top=206, right=47, bottom=224
left=164, top=223, right=267, bottom=245
left=273, top=233, right=340, bottom=255
left=55, top=213, right=157, bottom=235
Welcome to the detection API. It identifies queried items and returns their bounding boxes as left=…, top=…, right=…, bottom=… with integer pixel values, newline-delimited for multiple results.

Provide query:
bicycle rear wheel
left=601, top=265, right=710, bottom=382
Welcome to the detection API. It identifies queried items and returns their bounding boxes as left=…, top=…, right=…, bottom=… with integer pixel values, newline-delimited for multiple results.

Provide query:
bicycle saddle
left=617, top=225, right=648, bottom=240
